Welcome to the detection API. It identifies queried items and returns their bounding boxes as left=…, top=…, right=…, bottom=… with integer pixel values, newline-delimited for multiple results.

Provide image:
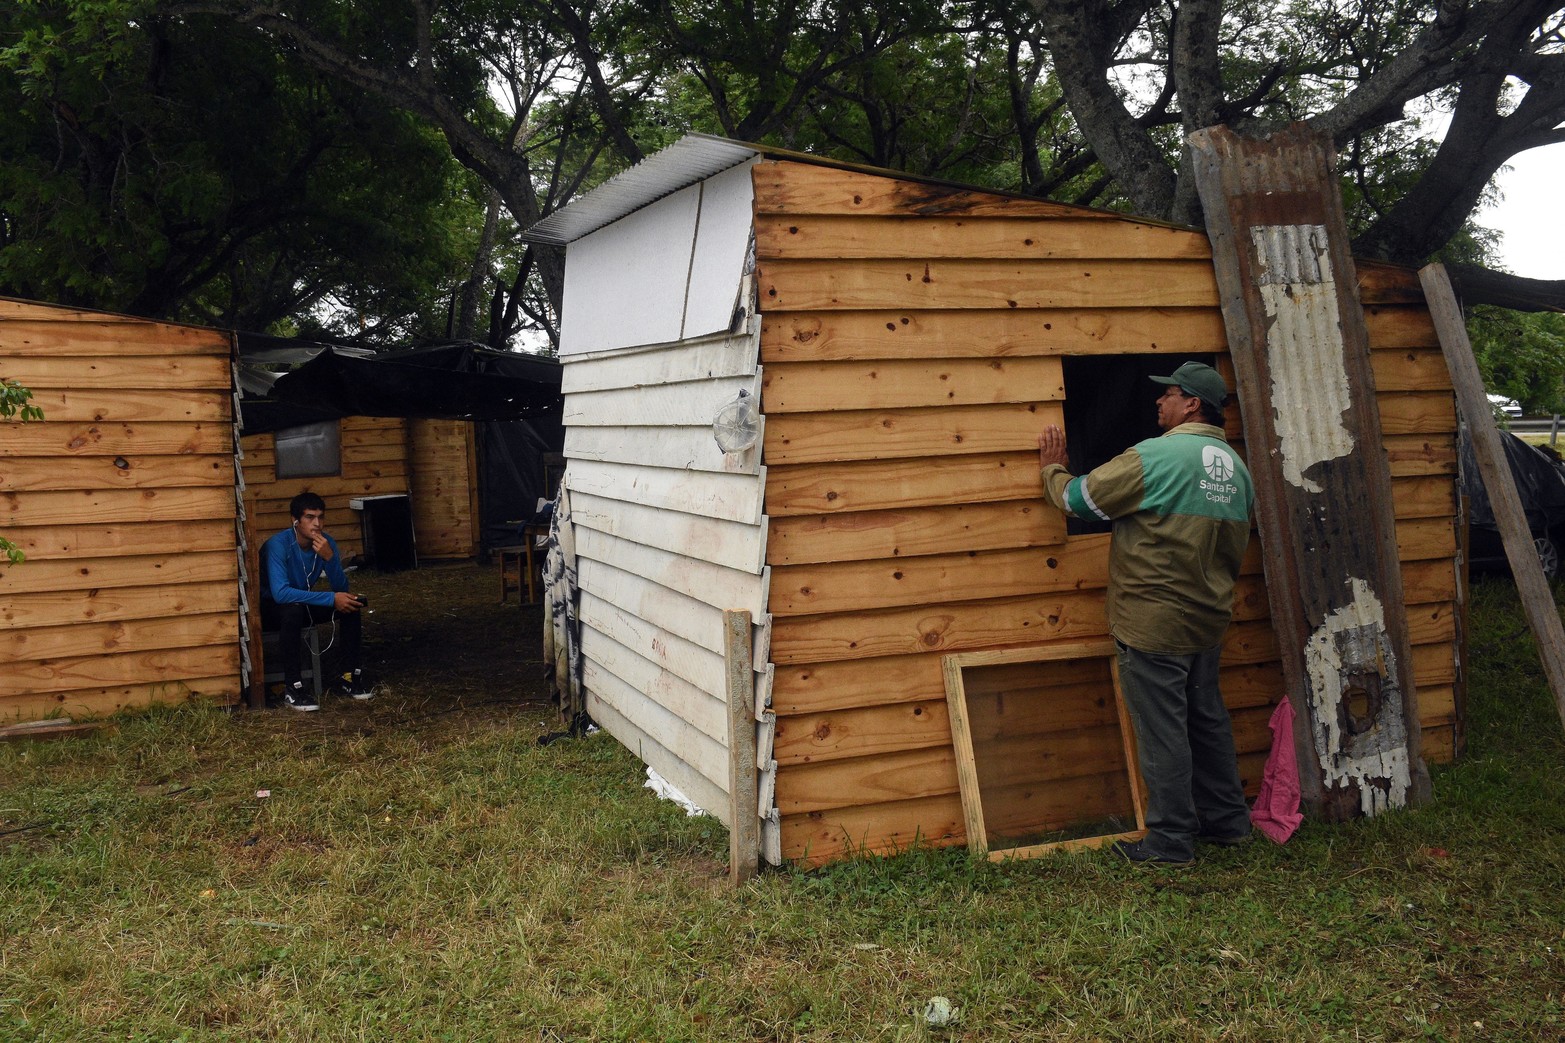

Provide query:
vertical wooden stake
left=1420, top=263, right=1565, bottom=735
left=241, top=492, right=265, bottom=711
left=724, top=609, right=759, bottom=885
left=940, top=654, right=989, bottom=858
left=1108, top=657, right=1148, bottom=832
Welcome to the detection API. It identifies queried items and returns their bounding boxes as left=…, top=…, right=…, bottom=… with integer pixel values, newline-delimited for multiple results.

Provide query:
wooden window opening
left=1058, top=353, right=1217, bottom=535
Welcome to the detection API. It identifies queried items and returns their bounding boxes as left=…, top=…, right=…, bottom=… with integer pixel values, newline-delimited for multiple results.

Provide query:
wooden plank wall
left=560, top=327, right=773, bottom=830
left=751, top=160, right=1462, bottom=865
left=239, top=416, right=410, bottom=562
left=408, top=417, right=478, bottom=559
left=0, top=300, right=241, bottom=721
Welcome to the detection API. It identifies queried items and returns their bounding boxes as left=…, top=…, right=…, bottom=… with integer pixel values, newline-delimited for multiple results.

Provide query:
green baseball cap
left=1149, top=361, right=1228, bottom=410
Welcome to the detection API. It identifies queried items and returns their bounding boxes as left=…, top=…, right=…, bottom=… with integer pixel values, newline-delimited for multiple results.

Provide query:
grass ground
left=3, top=565, right=1562, bottom=1041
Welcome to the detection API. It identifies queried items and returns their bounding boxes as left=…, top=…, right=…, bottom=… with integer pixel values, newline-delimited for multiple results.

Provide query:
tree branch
left=1029, top=0, right=1177, bottom=216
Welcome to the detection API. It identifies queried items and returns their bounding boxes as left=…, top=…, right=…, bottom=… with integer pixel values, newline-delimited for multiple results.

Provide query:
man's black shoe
left=339, top=668, right=374, bottom=701
left=1111, top=838, right=1195, bottom=867
left=283, top=681, right=319, bottom=712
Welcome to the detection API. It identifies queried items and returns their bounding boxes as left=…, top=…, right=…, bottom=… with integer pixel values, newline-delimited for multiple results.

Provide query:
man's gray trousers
left=1114, top=641, right=1251, bottom=861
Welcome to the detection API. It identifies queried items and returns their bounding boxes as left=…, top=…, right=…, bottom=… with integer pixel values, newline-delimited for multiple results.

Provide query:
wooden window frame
left=942, top=640, right=1147, bottom=862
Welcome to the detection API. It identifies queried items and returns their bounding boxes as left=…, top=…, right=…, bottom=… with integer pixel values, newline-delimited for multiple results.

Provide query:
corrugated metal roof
left=522, top=134, right=761, bottom=246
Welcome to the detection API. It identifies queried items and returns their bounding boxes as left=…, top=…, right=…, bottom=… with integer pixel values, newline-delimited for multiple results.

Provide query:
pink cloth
left=1250, top=695, right=1304, bottom=843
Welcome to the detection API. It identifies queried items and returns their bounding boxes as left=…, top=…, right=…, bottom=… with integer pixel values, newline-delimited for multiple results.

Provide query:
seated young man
left=260, top=491, right=372, bottom=710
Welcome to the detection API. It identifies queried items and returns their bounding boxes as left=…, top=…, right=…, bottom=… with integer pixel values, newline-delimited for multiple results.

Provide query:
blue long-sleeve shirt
left=261, top=527, right=349, bottom=608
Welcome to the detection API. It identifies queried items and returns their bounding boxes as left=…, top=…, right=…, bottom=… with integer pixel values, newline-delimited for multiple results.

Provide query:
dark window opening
left=1058, top=353, right=1218, bottom=535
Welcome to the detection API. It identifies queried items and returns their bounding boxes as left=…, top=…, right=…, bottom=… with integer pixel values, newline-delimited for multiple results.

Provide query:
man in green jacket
left=1038, top=361, right=1255, bottom=865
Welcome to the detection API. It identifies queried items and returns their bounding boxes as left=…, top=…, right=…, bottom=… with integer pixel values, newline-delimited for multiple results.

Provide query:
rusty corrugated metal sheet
left=1190, top=124, right=1430, bottom=820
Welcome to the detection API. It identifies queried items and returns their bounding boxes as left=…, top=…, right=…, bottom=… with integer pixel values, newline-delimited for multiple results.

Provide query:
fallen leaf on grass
left=922, top=996, right=960, bottom=1027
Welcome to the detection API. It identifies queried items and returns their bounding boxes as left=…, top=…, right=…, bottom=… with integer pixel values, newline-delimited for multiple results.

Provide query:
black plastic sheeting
left=242, top=343, right=562, bottom=433
left=239, top=339, right=565, bottom=554
left=1460, top=428, right=1565, bottom=533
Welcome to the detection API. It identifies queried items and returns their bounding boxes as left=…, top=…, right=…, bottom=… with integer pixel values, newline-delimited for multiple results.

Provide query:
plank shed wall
left=561, top=328, right=771, bottom=829
left=239, top=415, right=411, bottom=562
left=751, top=160, right=1462, bottom=865
left=553, top=160, right=772, bottom=843
left=408, top=417, right=478, bottom=559
left=0, top=300, right=242, bottom=721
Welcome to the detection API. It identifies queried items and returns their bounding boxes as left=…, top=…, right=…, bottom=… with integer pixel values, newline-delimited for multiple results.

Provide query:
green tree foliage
left=0, top=1, right=485, bottom=342
left=1470, top=307, right=1565, bottom=416
left=0, top=378, right=44, bottom=564
left=1023, top=0, right=1565, bottom=268
left=6, top=0, right=1560, bottom=361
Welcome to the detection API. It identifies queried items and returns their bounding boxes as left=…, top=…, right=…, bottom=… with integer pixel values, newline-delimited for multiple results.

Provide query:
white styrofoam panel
left=558, top=183, right=700, bottom=356
left=564, top=458, right=765, bottom=526
left=564, top=423, right=763, bottom=476
left=573, top=525, right=769, bottom=618
left=569, top=489, right=767, bottom=573
left=560, top=329, right=760, bottom=394
left=682, top=160, right=758, bottom=341
left=561, top=371, right=762, bottom=428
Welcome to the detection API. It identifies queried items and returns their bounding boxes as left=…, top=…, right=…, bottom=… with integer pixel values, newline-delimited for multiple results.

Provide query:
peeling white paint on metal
left=1302, top=576, right=1412, bottom=815
left=1250, top=224, right=1356, bottom=493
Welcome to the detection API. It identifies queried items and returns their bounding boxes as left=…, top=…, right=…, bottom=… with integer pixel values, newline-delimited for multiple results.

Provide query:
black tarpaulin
left=1461, top=429, right=1565, bottom=530
left=237, top=338, right=565, bottom=553
left=248, top=344, right=561, bottom=431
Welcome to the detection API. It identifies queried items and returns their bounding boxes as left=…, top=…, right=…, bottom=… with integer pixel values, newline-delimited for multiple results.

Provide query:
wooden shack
left=528, top=136, right=1465, bottom=867
left=1, top=301, right=514, bottom=723
left=239, top=416, right=479, bottom=563
left=0, top=298, right=243, bottom=721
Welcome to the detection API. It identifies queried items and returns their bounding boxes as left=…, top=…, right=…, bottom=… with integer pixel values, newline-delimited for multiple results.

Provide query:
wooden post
left=241, top=491, right=266, bottom=711
left=1190, top=123, right=1430, bottom=819
left=464, top=421, right=482, bottom=558
left=1420, top=263, right=1565, bottom=735
left=724, top=609, right=759, bottom=885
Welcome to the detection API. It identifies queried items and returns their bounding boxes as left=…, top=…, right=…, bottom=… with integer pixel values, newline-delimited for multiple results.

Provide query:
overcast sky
left=1482, top=144, right=1564, bottom=280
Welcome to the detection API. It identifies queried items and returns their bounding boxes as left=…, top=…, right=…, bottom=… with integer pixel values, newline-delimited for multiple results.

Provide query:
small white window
left=274, top=420, right=341, bottom=479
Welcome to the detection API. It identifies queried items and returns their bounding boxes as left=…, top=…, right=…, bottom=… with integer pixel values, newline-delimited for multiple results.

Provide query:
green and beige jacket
left=1040, top=422, right=1253, bottom=654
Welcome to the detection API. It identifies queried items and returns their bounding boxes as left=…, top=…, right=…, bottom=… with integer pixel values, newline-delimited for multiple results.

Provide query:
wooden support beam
left=724, top=609, right=760, bottom=886
left=242, top=488, right=266, bottom=711
left=1420, top=263, right=1565, bottom=736
left=0, top=719, right=116, bottom=743
left=1190, top=123, right=1430, bottom=819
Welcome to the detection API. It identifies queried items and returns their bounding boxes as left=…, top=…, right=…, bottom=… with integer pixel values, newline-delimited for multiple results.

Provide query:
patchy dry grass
left=3, top=566, right=1563, bottom=1041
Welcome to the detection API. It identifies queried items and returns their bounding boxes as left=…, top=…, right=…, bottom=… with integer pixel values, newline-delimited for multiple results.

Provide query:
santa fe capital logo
left=1202, top=445, right=1236, bottom=483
